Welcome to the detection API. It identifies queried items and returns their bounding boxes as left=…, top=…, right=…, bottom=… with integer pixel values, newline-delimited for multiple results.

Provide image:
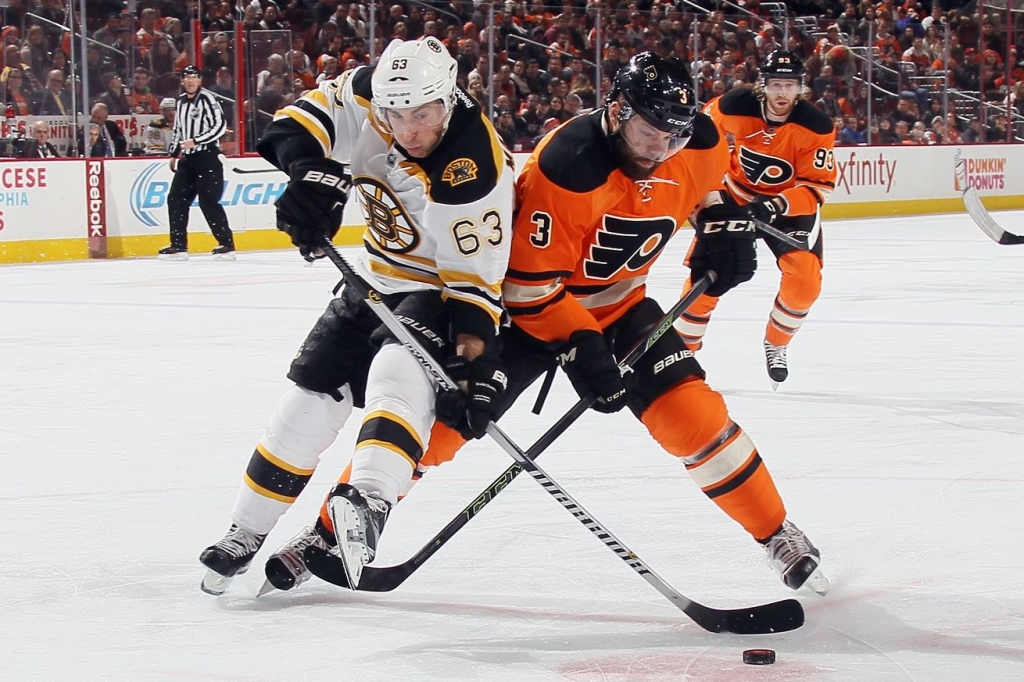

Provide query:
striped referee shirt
left=170, top=88, right=226, bottom=156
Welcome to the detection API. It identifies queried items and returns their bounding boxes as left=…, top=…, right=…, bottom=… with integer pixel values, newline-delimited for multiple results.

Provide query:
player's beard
left=611, top=132, right=663, bottom=180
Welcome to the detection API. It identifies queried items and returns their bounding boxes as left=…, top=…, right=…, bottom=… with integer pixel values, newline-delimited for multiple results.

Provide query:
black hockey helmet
left=608, top=52, right=697, bottom=136
left=760, top=50, right=805, bottom=84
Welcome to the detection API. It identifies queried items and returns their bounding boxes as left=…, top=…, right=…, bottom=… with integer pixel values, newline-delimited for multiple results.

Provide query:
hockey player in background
left=197, top=36, right=514, bottom=596
left=293, top=53, right=828, bottom=596
left=673, top=50, right=836, bottom=387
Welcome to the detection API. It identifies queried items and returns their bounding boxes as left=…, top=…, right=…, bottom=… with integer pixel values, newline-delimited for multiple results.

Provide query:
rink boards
left=1, top=144, right=1023, bottom=263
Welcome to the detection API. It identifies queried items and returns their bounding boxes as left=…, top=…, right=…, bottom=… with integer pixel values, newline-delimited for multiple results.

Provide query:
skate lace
left=764, top=522, right=812, bottom=568
left=274, top=527, right=328, bottom=577
left=764, top=343, right=788, bottom=370
left=214, top=526, right=264, bottom=559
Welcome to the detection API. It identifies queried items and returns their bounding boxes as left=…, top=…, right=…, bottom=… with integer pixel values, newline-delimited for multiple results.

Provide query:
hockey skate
left=325, top=483, right=391, bottom=590
left=764, top=341, right=789, bottom=390
left=199, top=524, right=266, bottom=595
left=258, top=522, right=336, bottom=597
left=158, top=245, right=188, bottom=261
left=212, top=245, right=236, bottom=261
left=762, top=520, right=828, bottom=596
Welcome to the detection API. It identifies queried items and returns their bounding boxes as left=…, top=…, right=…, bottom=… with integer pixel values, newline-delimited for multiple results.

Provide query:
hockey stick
left=962, top=186, right=1024, bottom=245
left=955, top=150, right=1024, bottom=245
left=751, top=218, right=812, bottom=250
left=306, top=271, right=717, bottom=594
left=230, top=166, right=282, bottom=175
left=307, top=242, right=804, bottom=635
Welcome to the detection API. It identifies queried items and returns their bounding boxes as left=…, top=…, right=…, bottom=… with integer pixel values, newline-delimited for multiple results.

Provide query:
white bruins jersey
left=262, top=66, right=515, bottom=335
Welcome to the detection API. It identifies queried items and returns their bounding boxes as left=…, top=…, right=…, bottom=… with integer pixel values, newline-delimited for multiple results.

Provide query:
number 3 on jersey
left=529, top=211, right=553, bottom=248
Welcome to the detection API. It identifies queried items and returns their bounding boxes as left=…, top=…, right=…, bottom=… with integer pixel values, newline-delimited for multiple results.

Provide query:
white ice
left=2, top=213, right=1023, bottom=681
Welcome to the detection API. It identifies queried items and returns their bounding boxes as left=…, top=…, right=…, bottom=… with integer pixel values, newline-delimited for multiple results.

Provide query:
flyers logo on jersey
left=738, top=146, right=794, bottom=186
left=442, top=158, right=478, bottom=186
left=584, top=215, right=677, bottom=280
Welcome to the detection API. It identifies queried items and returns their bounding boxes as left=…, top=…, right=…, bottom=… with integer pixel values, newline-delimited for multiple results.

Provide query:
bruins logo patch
left=442, top=158, right=478, bottom=186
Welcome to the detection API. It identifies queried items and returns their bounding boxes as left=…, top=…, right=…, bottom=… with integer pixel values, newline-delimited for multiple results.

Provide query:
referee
left=159, top=65, right=235, bottom=260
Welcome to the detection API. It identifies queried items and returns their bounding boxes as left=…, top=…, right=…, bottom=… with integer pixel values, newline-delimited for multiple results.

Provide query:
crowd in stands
left=1, top=0, right=1022, bottom=157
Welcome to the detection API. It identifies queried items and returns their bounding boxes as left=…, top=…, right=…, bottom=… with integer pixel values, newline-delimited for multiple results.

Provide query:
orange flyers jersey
left=504, top=111, right=729, bottom=344
left=704, top=87, right=836, bottom=216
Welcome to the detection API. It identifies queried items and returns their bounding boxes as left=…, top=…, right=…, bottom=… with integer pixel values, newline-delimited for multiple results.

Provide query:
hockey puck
left=742, top=649, right=776, bottom=665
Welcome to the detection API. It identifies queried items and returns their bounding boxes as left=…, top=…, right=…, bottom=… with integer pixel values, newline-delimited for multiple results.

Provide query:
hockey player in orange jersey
left=673, top=50, right=837, bottom=387
left=306, top=53, right=828, bottom=596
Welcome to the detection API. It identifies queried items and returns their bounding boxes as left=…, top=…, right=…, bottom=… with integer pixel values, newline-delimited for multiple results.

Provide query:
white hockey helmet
left=371, top=37, right=458, bottom=124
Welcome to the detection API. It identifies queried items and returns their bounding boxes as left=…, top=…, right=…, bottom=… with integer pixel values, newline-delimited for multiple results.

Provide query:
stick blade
left=964, top=188, right=1024, bottom=245
left=303, top=546, right=413, bottom=592
left=687, top=598, right=805, bottom=635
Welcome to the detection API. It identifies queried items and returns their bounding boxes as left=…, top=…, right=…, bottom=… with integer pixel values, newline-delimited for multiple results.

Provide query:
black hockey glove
left=435, top=355, right=508, bottom=439
left=558, top=330, right=627, bottom=414
left=276, top=157, right=351, bottom=251
left=689, top=203, right=758, bottom=297
left=746, top=195, right=786, bottom=226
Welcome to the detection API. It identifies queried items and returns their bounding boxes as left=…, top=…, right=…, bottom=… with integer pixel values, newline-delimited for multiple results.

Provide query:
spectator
left=895, top=119, right=916, bottom=144
left=88, top=102, right=127, bottom=157
left=97, top=73, right=131, bottom=115
left=892, top=93, right=920, bottom=126
left=149, top=37, right=179, bottom=80
left=316, top=55, right=341, bottom=83
left=2, top=69, right=32, bottom=115
left=816, top=84, right=842, bottom=118
left=877, top=117, right=900, bottom=145
left=260, top=3, right=286, bottom=31
left=944, top=113, right=963, bottom=144
left=563, top=92, right=583, bottom=118
left=288, top=50, right=317, bottom=93
left=203, top=33, right=233, bottom=87
left=343, top=4, right=368, bottom=40
left=494, top=108, right=517, bottom=149
left=210, top=67, right=236, bottom=123
left=94, top=14, right=123, bottom=47
left=20, top=25, right=51, bottom=81
left=33, top=69, right=71, bottom=116
left=986, top=113, right=1009, bottom=143
left=962, top=116, right=984, bottom=143
left=257, top=54, right=287, bottom=93
left=20, top=120, right=60, bottom=158
left=840, top=116, right=864, bottom=145
left=129, top=68, right=160, bottom=114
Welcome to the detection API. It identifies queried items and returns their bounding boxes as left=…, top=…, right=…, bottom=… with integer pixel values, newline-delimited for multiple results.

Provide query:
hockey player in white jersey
left=198, top=37, right=515, bottom=595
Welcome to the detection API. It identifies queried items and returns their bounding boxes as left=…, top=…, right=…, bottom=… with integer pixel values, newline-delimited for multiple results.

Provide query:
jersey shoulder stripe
left=536, top=111, right=617, bottom=194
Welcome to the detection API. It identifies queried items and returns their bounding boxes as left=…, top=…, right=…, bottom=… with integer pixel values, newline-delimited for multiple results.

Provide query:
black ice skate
left=212, top=244, right=236, bottom=261
left=325, top=483, right=391, bottom=590
left=258, top=521, right=336, bottom=597
left=763, top=341, right=789, bottom=390
left=158, top=245, right=188, bottom=261
left=761, top=520, right=828, bottom=596
left=199, top=524, right=266, bottom=595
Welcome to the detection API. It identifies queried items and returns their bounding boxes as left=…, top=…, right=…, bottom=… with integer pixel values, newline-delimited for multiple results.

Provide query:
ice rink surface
left=2, top=213, right=1023, bottom=681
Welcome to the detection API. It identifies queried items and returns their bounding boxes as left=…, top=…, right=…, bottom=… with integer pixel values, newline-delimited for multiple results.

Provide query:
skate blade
left=213, top=253, right=237, bottom=261
left=200, top=569, right=232, bottom=595
left=770, top=379, right=779, bottom=392
left=803, top=567, right=829, bottom=596
left=158, top=253, right=189, bottom=261
left=327, top=496, right=366, bottom=591
left=256, top=579, right=278, bottom=598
